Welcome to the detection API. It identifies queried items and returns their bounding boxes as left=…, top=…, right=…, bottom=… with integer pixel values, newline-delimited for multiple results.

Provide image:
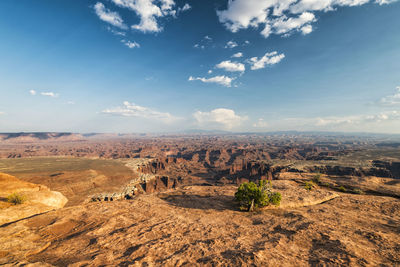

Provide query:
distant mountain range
left=1, top=131, right=400, bottom=143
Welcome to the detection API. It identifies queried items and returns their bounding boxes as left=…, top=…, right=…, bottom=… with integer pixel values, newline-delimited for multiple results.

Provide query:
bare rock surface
left=0, top=182, right=399, bottom=266
left=0, top=173, right=68, bottom=226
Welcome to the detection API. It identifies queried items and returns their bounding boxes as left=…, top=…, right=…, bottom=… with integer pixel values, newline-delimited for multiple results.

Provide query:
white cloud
left=208, top=70, right=213, bottom=74
left=193, top=44, right=205, bottom=49
left=107, top=26, right=126, bottom=36
left=280, top=110, right=400, bottom=131
left=188, top=75, right=235, bottom=87
left=110, top=0, right=188, bottom=33
left=248, top=51, right=285, bottom=70
left=94, top=2, right=127, bottom=30
left=217, top=0, right=397, bottom=38
left=121, top=39, right=140, bottom=48
left=271, top=12, right=315, bottom=36
left=375, top=0, right=399, bottom=4
left=193, top=36, right=213, bottom=49
left=380, top=86, right=400, bottom=106
left=253, top=118, right=268, bottom=128
left=225, top=40, right=238, bottom=48
left=181, top=3, right=191, bottom=11
left=29, top=90, right=37, bottom=95
left=232, top=52, right=243, bottom=58
left=102, top=101, right=179, bottom=123
left=193, top=108, right=247, bottom=130
left=40, top=92, right=59, bottom=98
left=216, top=60, right=245, bottom=72
left=300, top=24, right=313, bottom=35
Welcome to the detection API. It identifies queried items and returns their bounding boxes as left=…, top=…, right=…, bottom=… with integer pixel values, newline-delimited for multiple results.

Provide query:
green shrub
left=338, top=186, right=347, bottom=192
left=312, top=173, right=321, bottom=184
left=234, top=180, right=281, bottom=211
left=7, top=192, right=26, bottom=205
left=269, top=192, right=282, bottom=206
left=353, top=188, right=364, bottom=195
left=304, top=181, right=315, bottom=191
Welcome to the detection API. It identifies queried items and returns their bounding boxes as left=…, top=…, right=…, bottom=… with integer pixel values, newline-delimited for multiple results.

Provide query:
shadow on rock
left=160, top=193, right=236, bottom=211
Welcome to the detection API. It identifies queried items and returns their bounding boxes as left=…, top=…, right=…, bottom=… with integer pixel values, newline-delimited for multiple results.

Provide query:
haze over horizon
left=0, top=0, right=399, bottom=133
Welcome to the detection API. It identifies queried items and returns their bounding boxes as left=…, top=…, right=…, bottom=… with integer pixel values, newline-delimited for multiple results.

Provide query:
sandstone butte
left=0, top=172, right=68, bottom=226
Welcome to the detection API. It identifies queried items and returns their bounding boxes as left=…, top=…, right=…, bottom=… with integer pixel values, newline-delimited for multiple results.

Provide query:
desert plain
left=0, top=132, right=399, bottom=266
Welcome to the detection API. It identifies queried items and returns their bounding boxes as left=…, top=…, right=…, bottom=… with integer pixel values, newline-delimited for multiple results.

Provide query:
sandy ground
left=1, top=181, right=399, bottom=266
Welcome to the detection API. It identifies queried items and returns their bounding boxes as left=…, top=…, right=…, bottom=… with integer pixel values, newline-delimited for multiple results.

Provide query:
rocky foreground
left=1, top=180, right=399, bottom=266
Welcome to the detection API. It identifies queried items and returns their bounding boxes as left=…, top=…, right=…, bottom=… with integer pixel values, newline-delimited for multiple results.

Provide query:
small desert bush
left=352, top=188, right=364, bottom=195
left=338, top=186, right=347, bottom=192
left=269, top=192, right=282, bottom=206
left=304, top=181, right=315, bottom=191
left=312, top=173, right=321, bottom=184
left=7, top=192, right=26, bottom=205
left=235, top=180, right=281, bottom=211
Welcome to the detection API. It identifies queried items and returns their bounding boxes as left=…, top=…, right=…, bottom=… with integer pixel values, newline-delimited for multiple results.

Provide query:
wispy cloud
left=248, top=51, right=285, bottom=70
left=193, top=35, right=213, bottom=49
left=102, top=101, right=179, bottom=123
left=180, top=3, right=191, bottom=12
left=40, top=92, right=59, bottom=98
left=121, top=39, right=140, bottom=49
left=379, top=86, right=400, bottom=106
left=94, top=2, right=127, bottom=30
left=188, top=75, right=235, bottom=87
left=253, top=118, right=268, bottom=128
left=225, top=40, right=238, bottom=48
left=30, top=90, right=59, bottom=98
left=193, top=108, right=247, bottom=130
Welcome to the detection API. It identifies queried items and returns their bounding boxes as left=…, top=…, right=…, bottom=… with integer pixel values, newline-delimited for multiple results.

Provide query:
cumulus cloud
left=300, top=24, right=313, bottom=35
left=40, top=92, right=59, bottom=98
left=232, top=52, right=243, bottom=58
left=29, top=90, right=37, bottom=95
left=216, top=60, right=245, bottom=72
left=379, top=86, right=400, bottom=106
left=110, top=0, right=190, bottom=33
left=270, top=12, right=316, bottom=37
left=248, top=51, right=285, bottom=70
left=225, top=40, right=238, bottom=48
left=94, top=2, right=127, bottom=30
left=102, top=101, right=179, bottom=123
left=217, top=0, right=397, bottom=38
left=121, top=39, right=140, bottom=48
left=193, top=108, right=247, bottom=130
left=188, top=75, right=235, bottom=87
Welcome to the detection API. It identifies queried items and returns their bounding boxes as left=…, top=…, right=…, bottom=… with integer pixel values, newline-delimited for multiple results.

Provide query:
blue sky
left=0, top=0, right=399, bottom=133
